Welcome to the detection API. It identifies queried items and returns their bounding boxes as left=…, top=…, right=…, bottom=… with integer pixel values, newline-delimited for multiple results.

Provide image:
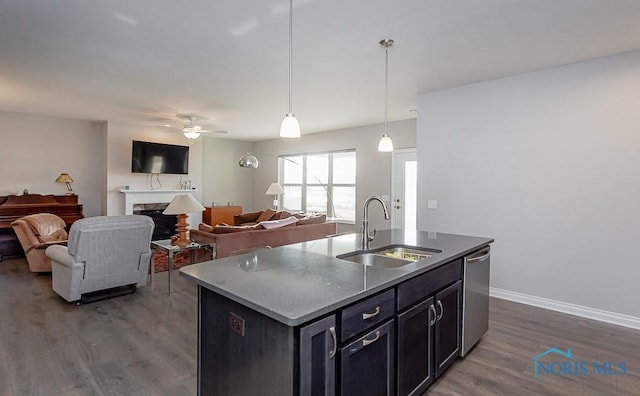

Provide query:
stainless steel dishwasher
left=461, top=245, right=491, bottom=356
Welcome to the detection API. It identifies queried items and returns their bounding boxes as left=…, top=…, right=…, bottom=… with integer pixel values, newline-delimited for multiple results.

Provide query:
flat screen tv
left=131, top=140, right=189, bottom=174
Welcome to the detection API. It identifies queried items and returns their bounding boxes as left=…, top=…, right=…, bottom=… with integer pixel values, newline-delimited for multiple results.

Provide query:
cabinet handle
left=362, top=331, right=380, bottom=347
left=436, top=300, right=444, bottom=321
left=362, top=306, right=380, bottom=320
left=429, top=304, right=437, bottom=326
left=328, top=326, right=337, bottom=359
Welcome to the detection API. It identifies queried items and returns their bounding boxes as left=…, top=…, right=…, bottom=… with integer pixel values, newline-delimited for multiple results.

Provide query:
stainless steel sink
left=337, top=245, right=441, bottom=269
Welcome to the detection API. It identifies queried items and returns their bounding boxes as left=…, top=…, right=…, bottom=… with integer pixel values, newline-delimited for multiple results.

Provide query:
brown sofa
left=190, top=210, right=337, bottom=259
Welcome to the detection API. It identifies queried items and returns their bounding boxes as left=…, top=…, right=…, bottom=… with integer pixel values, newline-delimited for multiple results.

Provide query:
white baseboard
left=490, top=287, right=640, bottom=331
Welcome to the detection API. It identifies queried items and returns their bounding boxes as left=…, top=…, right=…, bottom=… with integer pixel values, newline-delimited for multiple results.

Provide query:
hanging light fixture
left=183, top=117, right=202, bottom=139
left=239, top=153, right=259, bottom=168
left=280, top=0, right=300, bottom=138
left=378, top=38, right=394, bottom=152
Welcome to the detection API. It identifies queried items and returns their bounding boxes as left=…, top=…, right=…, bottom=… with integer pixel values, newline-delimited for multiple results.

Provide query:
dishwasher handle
left=466, top=247, right=490, bottom=263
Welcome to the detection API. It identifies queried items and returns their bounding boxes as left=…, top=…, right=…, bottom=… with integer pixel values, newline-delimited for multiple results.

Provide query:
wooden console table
left=0, top=194, right=84, bottom=259
left=203, top=206, right=242, bottom=226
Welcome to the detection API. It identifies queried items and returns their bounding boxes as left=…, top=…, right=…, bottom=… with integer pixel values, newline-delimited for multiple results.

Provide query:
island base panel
left=199, top=286, right=296, bottom=395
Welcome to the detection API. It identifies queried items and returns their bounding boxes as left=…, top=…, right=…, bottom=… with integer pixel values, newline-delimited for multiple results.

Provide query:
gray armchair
left=45, top=215, right=154, bottom=302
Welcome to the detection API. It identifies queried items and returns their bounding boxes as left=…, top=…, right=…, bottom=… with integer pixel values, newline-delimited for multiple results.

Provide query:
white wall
left=417, top=51, right=640, bottom=318
left=252, top=119, right=416, bottom=233
left=105, top=121, right=204, bottom=225
left=201, top=136, right=254, bottom=210
left=0, top=111, right=105, bottom=217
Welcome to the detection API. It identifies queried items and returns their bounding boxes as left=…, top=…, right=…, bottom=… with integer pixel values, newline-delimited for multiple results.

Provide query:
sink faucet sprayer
left=361, top=196, right=391, bottom=250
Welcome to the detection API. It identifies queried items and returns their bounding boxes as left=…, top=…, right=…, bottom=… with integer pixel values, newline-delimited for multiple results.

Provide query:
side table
left=151, top=239, right=215, bottom=294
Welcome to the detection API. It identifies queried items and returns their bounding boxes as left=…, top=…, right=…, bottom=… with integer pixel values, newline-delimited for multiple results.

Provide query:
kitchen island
left=180, top=230, right=493, bottom=395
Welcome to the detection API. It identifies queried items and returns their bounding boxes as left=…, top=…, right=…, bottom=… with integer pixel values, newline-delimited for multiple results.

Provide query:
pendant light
left=378, top=38, right=394, bottom=152
left=239, top=153, right=259, bottom=168
left=280, top=0, right=300, bottom=138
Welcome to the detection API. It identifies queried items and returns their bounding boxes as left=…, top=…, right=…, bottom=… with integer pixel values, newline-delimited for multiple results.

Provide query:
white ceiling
left=1, top=0, right=640, bottom=141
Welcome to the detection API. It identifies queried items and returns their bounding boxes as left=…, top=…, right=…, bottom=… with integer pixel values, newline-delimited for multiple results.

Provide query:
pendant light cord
left=288, top=0, right=293, bottom=114
left=384, top=45, right=389, bottom=134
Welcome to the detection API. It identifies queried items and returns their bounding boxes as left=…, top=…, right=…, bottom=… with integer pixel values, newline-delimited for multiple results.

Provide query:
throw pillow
left=198, top=223, right=215, bottom=233
left=256, top=208, right=276, bottom=222
left=233, top=210, right=264, bottom=225
left=297, top=214, right=327, bottom=225
left=271, top=211, right=293, bottom=220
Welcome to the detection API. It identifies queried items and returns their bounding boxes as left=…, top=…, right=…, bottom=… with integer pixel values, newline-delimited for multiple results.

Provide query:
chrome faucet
left=361, top=196, right=391, bottom=250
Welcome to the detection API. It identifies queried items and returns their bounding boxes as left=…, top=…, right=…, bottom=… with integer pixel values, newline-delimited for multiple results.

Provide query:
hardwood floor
left=0, top=258, right=198, bottom=396
left=428, top=299, right=640, bottom=396
left=1, top=257, right=639, bottom=395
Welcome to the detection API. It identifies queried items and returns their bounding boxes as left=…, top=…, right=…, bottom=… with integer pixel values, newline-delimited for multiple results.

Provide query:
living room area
left=0, top=109, right=419, bottom=394
left=0, top=110, right=417, bottom=234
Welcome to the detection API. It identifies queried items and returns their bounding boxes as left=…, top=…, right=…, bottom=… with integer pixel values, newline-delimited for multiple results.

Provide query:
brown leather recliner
left=11, top=213, right=68, bottom=272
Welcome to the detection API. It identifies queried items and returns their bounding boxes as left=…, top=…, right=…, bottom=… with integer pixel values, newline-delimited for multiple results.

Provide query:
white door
left=391, top=149, right=417, bottom=230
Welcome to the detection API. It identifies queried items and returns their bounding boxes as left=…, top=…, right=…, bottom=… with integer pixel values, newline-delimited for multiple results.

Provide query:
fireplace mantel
left=120, top=189, right=201, bottom=215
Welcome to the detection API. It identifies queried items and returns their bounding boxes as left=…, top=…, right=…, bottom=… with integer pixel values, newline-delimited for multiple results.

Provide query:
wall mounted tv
left=131, top=140, right=189, bottom=175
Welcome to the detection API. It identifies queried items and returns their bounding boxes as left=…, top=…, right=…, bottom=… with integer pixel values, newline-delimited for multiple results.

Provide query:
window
left=280, top=150, right=356, bottom=222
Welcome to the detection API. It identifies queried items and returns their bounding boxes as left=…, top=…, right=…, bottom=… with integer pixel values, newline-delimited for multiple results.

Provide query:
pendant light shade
left=378, top=134, right=393, bottom=152
left=280, top=0, right=300, bottom=138
left=239, top=153, right=259, bottom=168
left=378, top=38, right=394, bottom=152
left=280, top=113, right=300, bottom=138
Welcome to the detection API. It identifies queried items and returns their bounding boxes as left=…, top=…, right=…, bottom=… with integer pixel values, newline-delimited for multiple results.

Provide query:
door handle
left=362, top=306, right=380, bottom=320
left=362, top=331, right=380, bottom=347
left=436, top=300, right=444, bottom=321
left=328, top=326, right=337, bottom=359
left=429, top=304, right=437, bottom=326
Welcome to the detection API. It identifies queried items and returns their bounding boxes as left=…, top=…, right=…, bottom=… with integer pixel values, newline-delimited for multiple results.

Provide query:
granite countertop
left=179, top=229, right=493, bottom=326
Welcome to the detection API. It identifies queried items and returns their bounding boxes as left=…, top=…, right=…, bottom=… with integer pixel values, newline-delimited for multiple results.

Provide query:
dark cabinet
left=197, top=258, right=468, bottom=396
left=434, top=280, right=462, bottom=377
left=300, top=315, right=338, bottom=396
left=340, top=320, right=395, bottom=396
left=397, top=298, right=434, bottom=395
left=396, top=260, right=463, bottom=396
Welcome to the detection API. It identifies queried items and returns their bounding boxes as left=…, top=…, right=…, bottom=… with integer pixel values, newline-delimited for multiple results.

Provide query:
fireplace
left=120, top=189, right=203, bottom=241
left=134, top=203, right=176, bottom=240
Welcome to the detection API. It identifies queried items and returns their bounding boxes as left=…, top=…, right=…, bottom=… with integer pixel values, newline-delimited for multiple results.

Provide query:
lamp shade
left=265, top=183, right=285, bottom=195
left=55, top=173, right=74, bottom=183
left=162, top=194, right=205, bottom=215
left=378, top=134, right=394, bottom=152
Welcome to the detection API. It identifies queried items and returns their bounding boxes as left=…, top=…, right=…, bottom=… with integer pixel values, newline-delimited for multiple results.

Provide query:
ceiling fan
left=170, top=114, right=227, bottom=139
left=182, top=118, right=208, bottom=139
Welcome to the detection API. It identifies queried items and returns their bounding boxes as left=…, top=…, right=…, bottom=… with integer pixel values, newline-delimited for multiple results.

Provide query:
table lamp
left=55, top=173, right=74, bottom=194
left=162, top=194, right=205, bottom=247
left=265, top=182, right=285, bottom=210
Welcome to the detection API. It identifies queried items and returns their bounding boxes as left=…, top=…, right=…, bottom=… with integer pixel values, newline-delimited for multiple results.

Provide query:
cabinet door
left=300, top=315, right=337, bottom=396
left=341, top=320, right=395, bottom=396
left=434, top=280, right=462, bottom=377
left=397, top=297, right=435, bottom=396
